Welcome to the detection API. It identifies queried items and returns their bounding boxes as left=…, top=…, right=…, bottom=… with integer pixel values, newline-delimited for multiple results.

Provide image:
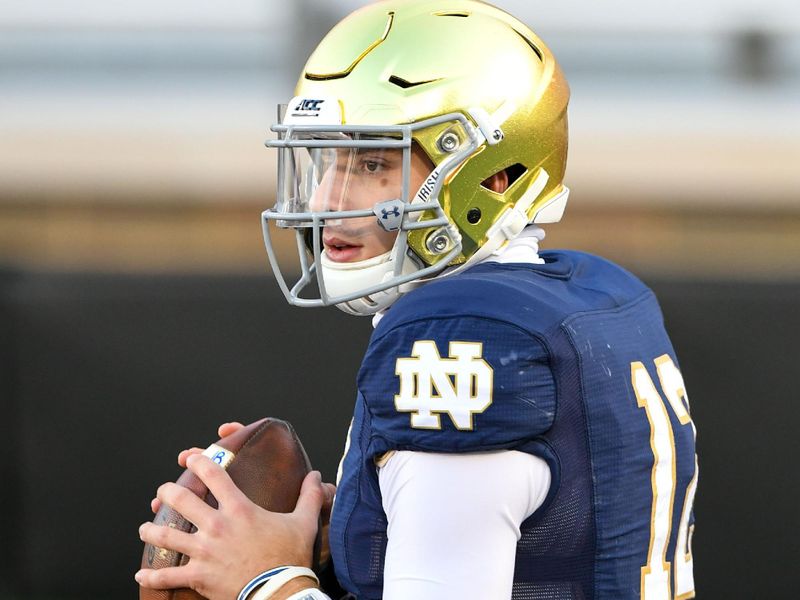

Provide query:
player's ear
left=481, top=170, right=510, bottom=194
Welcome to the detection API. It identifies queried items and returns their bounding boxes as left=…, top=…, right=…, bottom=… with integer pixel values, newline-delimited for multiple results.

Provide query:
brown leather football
left=140, top=417, right=312, bottom=600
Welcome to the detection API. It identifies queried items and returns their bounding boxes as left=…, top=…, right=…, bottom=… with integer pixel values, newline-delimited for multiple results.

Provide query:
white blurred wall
left=1, top=0, right=797, bottom=205
left=0, top=1, right=797, bottom=276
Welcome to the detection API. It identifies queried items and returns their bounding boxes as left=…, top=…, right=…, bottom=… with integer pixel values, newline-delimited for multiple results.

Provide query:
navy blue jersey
left=329, top=250, right=697, bottom=600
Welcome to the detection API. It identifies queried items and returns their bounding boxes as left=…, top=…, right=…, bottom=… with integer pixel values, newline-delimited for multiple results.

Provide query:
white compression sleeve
left=378, top=450, right=551, bottom=600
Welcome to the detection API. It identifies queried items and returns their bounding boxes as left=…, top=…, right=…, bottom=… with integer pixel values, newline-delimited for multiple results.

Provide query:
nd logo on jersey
left=394, top=340, right=493, bottom=430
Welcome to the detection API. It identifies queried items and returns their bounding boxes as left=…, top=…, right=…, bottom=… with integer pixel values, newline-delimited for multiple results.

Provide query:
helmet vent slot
left=304, top=12, right=395, bottom=81
left=305, top=71, right=348, bottom=81
left=512, top=29, right=544, bottom=62
left=389, top=75, right=441, bottom=89
left=433, top=11, right=470, bottom=17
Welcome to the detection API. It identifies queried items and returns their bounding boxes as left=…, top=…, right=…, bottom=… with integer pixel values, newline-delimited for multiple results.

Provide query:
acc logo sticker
left=293, top=98, right=325, bottom=114
left=284, top=95, right=342, bottom=126
left=395, top=341, right=493, bottom=430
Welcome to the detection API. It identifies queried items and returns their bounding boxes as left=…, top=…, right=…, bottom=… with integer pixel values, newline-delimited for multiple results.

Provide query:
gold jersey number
left=631, top=355, right=698, bottom=600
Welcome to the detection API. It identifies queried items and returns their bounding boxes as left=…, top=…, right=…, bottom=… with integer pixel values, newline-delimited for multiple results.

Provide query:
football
left=140, top=417, right=312, bottom=600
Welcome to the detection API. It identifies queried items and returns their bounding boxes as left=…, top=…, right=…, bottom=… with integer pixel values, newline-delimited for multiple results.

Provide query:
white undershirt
left=379, top=450, right=551, bottom=599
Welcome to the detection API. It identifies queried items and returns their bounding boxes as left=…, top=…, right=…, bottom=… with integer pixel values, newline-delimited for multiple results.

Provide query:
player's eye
left=354, top=148, right=397, bottom=176
left=361, top=158, right=387, bottom=175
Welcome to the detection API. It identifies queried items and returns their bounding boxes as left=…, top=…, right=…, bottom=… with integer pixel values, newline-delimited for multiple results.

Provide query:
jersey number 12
left=631, top=355, right=697, bottom=600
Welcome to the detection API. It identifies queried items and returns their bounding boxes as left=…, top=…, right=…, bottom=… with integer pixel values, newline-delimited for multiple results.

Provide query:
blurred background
left=0, top=0, right=798, bottom=598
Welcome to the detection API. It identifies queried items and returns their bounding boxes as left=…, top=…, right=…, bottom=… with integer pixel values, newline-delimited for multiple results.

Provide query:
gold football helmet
left=263, top=0, right=569, bottom=315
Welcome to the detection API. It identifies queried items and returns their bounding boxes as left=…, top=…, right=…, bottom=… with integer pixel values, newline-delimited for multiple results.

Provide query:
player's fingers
left=139, top=522, right=196, bottom=557
left=217, top=421, right=244, bottom=438
left=156, top=481, right=215, bottom=527
left=177, top=447, right=204, bottom=468
left=319, top=482, right=337, bottom=522
left=293, top=471, right=325, bottom=525
left=151, top=497, right=161, bottom=514
left=185, top=453, right=247, bottom=507
left=323, top=482, right=336, bottom=503
left=135, top=565, right=194, bottom=591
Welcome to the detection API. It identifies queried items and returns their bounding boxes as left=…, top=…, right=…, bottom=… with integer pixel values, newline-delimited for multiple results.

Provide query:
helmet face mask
left=263, top=109, right=481, bottom=315
left=262, top=1, right=570, bottom=315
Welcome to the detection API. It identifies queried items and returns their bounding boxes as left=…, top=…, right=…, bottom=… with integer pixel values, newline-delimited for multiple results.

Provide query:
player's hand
left=317, top=474, right=336, bottom=569
left=150, top=421, right=244, bottom=514
left=137, top=454, right=334, bottom=600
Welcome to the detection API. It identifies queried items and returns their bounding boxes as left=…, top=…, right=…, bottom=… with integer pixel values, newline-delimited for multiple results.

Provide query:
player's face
left=310, top=144, right=433, bottom=263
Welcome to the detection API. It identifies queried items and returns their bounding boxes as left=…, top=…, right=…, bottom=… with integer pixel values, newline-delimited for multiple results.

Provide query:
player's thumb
left=293, top=471, right=325, bottom=523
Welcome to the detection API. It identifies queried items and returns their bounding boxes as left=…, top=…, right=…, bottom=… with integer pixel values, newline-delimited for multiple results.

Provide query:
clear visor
left=276, top=133, right=409, bottom=230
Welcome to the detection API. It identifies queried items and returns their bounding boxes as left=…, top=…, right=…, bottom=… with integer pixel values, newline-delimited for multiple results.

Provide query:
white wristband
left=250, top=566, right=318, bottom=600
left=283, top=589, right=331, bottom=600
left=238, top=566, right=319, bottom=600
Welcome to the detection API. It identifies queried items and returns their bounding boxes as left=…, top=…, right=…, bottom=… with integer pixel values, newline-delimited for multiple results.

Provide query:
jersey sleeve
left=357, top=314, right=556, bottom=454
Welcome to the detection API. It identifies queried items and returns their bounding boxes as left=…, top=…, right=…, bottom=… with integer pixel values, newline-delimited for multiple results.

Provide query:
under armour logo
left=381, top=207, right=400, bottom=220
left=395, top=341, right=493, bottom=430
left=295, top=99, right=325, bottom=112
left=373, top=200, right=403, bottom=232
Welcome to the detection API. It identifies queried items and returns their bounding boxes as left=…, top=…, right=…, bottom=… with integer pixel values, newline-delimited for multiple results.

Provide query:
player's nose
left=310, top=168, right=350, bottom=212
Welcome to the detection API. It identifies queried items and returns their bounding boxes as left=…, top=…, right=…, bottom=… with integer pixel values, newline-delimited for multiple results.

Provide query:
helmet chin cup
left=320, top=249, right=422, bottom=316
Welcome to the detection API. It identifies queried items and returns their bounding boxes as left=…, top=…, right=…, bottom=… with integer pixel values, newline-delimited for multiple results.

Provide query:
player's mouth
left=323, top=235, right=364, bottom=262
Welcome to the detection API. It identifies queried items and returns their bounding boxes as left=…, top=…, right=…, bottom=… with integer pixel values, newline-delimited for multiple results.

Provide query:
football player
left=138, top=1, right=698, bottom=599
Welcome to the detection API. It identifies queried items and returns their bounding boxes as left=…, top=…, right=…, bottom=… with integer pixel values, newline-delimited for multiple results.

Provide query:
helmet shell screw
left=426, top=228, right=452, bottom=254
left=438, top=131, right=460, bottom=153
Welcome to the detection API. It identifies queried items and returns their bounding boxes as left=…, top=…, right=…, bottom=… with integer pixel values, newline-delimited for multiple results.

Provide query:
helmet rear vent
left=433, top=11, right=470, bottom=17
left=513, top=29, right=544, bottom=62
left=389, top=75, right=441, bottom=89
